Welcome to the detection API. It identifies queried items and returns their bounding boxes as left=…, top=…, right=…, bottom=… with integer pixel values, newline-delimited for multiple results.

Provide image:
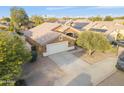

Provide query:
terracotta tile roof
left=55, top=24, right=81, bottom=34
left=55, top=25, right=70, bottom=32
left=84, top=21, right=124, bottom=31
left=0, top=23, right=8, bottom=28
left=29, top=22, right=61, bottom=32
left=33, top=31, right=61, bottom=45
left=24, top=22, right=61, bottom=45
left=113, top=19, right=124, bottom=23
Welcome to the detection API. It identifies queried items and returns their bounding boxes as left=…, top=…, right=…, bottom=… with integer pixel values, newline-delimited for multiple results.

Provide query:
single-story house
left=113, top=19, right=124, bottom=24
left=73, top=19, right=91, bottom=23
left=0, top=23, right=8, bottom=30
left=24, top=22, right=76, bottom=56
left=57, top=19, right=66, bottom=24
left=83, top=21, right=124, bottom=41
left=72, top=22, right=90, bottom=30
left=83, top=21, right=119, bottom=31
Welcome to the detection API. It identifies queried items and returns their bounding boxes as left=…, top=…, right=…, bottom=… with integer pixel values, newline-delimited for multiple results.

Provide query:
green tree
left=76, top=31, right=111, bottom=55
left=89, top=16, right=102, bottom=22
left=10, top=7, right=29, bottom=31
left=0, top=31, right=31, bottom=85
left=47, top=17, right=58, bottom=23
left=114, top=16, right=124, bottom=19
left=30, top=15, right=44, bottom=26
left=104, top=16, right=114, bottom=21
left=62, top=17, right=72, bottom=20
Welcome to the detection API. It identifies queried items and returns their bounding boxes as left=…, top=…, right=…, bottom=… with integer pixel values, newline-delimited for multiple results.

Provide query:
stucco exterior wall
left=25, top=36, right=45, bottom=55
left=43, top=41, right=75, bottom=56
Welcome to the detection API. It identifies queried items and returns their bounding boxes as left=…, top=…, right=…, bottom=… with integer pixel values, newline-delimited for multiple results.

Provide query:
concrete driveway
left=22, top=56, right=65, bottom=86
left=49, top=51, right=91, bottom=85
left=49, top=51, right=117, bottom=86
left=22, top=50, right=118, bottom=86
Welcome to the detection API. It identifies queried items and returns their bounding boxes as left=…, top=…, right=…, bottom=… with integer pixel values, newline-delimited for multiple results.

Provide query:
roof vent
left=59, top=35, right=63, bottom=41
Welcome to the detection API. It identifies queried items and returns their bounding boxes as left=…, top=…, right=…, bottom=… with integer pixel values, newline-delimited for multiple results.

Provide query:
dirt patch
left=73, top=51, right=117, bottom=64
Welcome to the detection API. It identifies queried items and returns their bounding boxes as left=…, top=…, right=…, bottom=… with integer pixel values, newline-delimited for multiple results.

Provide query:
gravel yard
left=73, top=51, right=116, bottom=64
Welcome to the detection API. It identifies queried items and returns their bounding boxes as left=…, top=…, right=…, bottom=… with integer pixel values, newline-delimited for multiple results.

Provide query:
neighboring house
left=24, top=22, right=76, bottom=56
left=113, top=19, right=124, bottom=24
left=83, top=21, right=124, bottom=41
left=57, top=19, right=66, bottom=24
left=58, top=19, right=90, bottom=31
left=83, top=21, right=118, bottom=30
left=0, top=19, right=10, bottom=25
left=0, top=23, right=8, bottom=30
left=73, top=19, right=91, bottom=23
left=73, top=22, right=90, bottom=30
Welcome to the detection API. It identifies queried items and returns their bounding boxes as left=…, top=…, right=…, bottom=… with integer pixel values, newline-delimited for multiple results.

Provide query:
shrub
left=15, top=79, right=27, bottom=86
left=104, top=16, right=114, bottom=21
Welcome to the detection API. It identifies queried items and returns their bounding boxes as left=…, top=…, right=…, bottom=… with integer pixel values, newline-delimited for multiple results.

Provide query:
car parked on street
left=116, top=40, right=124, bottom=71
left=116, top=56, right=124, bottom=71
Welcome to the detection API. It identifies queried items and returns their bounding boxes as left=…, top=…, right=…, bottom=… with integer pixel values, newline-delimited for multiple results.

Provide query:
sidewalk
left=98, top=70, right=124, bottom=86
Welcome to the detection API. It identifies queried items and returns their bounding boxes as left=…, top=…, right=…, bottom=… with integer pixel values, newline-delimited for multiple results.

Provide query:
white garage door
left=43, top=41, right=74, bottom=56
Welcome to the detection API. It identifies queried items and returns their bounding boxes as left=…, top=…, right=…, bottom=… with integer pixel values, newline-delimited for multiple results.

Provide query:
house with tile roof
left=24, top=22, right=76, bottom=56
left=0, top=23, right=8, bottom=30
left=113, top=19, right=124, bottom=24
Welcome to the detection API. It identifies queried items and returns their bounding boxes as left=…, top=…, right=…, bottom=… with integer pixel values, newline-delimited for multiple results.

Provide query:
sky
left=0, top=6, right=124, bottom=18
